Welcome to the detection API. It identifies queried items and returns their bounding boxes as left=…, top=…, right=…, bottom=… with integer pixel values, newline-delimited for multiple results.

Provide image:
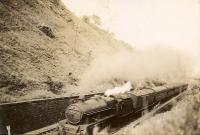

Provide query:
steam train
left=57, top=83, right=188, bottom=135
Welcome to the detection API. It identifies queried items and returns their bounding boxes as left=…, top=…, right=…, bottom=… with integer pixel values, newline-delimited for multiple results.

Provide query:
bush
left=38, top=25, right=55, bottom=38
left=0, top=74, right=27, bottom=93
left=44, top=76, right=64, bottom=94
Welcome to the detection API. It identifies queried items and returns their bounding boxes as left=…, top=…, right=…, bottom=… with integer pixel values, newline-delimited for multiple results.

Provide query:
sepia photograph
left=0, top=0, right=200, bottom=134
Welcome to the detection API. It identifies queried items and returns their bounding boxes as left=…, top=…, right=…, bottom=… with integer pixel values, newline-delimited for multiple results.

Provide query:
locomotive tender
left=58, top=83, right=188, bottom=135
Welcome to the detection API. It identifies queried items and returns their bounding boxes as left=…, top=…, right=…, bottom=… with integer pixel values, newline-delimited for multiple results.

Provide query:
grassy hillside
left=0, top=0, right=130, bottom=102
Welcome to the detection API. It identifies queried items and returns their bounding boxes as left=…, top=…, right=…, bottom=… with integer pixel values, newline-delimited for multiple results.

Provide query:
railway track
left=22, top=122, right=60, bottom=135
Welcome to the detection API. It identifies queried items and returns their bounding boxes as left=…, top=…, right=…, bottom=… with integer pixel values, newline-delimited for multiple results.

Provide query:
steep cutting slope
left=0, top=0, right=130, bottom=102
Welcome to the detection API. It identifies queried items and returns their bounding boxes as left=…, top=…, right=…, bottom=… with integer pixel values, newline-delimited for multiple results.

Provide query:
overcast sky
left=62, top=0, right=200, bottom=53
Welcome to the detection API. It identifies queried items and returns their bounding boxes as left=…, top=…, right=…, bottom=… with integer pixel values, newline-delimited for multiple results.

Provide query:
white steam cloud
left=79, top=47, right=197, bottom=90
left=105, top=81, right=132, bottom=96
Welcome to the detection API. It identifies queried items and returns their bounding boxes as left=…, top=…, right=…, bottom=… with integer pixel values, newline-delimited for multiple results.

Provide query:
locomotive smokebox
left=65, top=96, right=115, bottom=125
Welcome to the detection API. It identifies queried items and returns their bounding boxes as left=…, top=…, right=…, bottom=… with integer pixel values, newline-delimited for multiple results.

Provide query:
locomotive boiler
left=58, top=83, right=188, bottom=135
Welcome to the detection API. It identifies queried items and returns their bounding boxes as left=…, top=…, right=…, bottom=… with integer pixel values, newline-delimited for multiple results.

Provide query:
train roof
left=152, top=86, right=168, bottom=92
left=131, top=83, right=187, bottom=97
left=132, top=88, right=155, bottom=96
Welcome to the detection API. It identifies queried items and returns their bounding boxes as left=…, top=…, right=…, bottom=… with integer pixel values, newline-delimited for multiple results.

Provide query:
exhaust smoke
left=79, top=46, right=197, bottom=92
left=104, top=81, right=132, bottom=96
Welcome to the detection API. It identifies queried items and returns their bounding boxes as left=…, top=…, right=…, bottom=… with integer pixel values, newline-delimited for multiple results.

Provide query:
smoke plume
left=105, top=81, right=132, bottom=96
left=79, top=46, right=197, bottom=91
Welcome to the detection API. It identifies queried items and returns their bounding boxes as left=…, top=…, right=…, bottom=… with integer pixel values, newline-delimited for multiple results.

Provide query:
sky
left=62, top=0, right=200, bottom=53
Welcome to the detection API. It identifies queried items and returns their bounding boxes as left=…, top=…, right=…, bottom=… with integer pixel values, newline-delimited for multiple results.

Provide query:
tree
left=91, top=15, right=101, bottom=26
left=82, top=15, right=102, bottom=26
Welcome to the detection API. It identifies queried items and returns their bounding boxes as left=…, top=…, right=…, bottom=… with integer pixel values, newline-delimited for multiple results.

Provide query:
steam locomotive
left=58, top=83, right=188, bottom=135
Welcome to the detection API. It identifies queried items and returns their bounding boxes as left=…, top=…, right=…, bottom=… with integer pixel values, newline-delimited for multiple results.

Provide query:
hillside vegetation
left=0, top=0, right=130, bottom=102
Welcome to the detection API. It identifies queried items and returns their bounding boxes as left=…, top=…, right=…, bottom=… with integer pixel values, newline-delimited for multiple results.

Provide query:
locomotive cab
left=111, top=93, right=137, bottom=116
